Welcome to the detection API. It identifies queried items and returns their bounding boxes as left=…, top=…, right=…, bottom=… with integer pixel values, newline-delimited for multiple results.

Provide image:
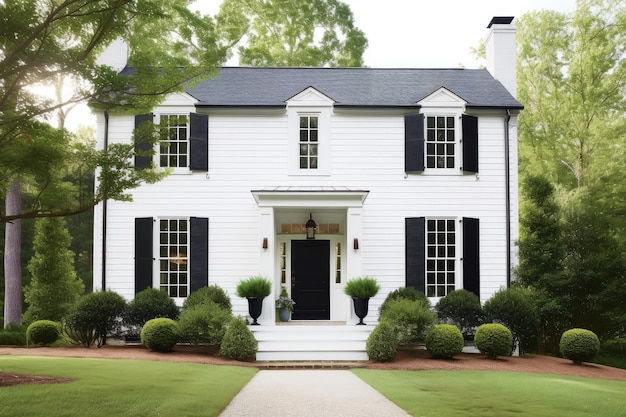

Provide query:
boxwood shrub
left=379, top=298, right=436, bottom=345
left=426, top=324, right=464, bottom=359
left=27, top=320, right=61, bottom=346
left=183, top=285, right=232, bottom=313
left=474, top=323, right=513, bottom=359
left=560, top=328, right=600, bottom=364
left=379, top=287, right=430, bottom=314
left=435, top=289, right=483, bottom=338
left=220, top=316, right=258, bottom=361
left=125, top=288, right=180, bottom=339
left=178, top=302, right=232, bottom=345
left=366, top=320, right=398, bottom=362
left=0, top=323, right=27, bottom=346
left=141, top=318, right=180, bottom=353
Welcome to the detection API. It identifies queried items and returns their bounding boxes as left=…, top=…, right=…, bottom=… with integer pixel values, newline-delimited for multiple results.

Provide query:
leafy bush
left=236, top=276, right=272, bottom=298
left=474, top=323, right=513, bottom=359
left=379, top=298, right=436, bottom=345
left=380, top=287, right=430, bottom=315
left=436, top=289, right=483, bottom=338
left=560, top=328, right=600, bottom=364
left=220, top=317, right=258, bottom=360
left=483, top=287, right=540, bottom=354
left=0, top=324, right=26, bottom=346
left=344, top=276, right=380, bottom=299
left=183, top=285, right=232, bottom=313
left=125, top=288, right=180, bottom=339
left=141, top=318, right=179, bottom=352
left=366, top=321, right=398, bottom=362
left=27, top=320, right=61, bottom=346
left=178, top=302, right=232, bottom=345
left=63, top=291, right=127, bottom=348
left=426, top=324, right=464, bottom=359
left=601, top=338, right=626, bottom=356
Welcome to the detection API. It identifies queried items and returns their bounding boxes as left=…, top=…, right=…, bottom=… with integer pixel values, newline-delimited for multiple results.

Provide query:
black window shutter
left=405, top=114, right=425, bottom=173
left=135, top=217, right=154, bottom=294
left=134, top=114, right=153, bottom=169
left=189, top=217, right=209, bottom=293
left=462, top=217, right=480, bottom=298
left=189, top=113, right=209, bottom=171
left=462, top=114, right=478, bottom=173
left=406, top=217, right=426, bottom=293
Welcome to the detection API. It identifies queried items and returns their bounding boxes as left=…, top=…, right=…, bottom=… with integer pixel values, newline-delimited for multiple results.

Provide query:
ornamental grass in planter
left=236, top=276, right=272, bottom=325
left=344, top=276, right=380, bottom=325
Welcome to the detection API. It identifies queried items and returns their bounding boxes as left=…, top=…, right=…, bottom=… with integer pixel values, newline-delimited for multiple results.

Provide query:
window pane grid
left=426, top=116, right=455, bottom=169
left=159, top=115, right=189, bottom=168
left=426, top=218, right=456, bottom=297
left=299, top=116, right=318, bottom=169
left=159, top=219, right=189, bottom=297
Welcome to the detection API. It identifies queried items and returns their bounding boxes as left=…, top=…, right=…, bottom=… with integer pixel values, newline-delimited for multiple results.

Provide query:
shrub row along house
left=93, top=17, right=522, bottom=359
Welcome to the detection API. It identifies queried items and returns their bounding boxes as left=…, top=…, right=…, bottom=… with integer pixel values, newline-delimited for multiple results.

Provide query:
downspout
left=504, top=109, right=512, bottom=287
left=102, top=109, right=109, bottom=291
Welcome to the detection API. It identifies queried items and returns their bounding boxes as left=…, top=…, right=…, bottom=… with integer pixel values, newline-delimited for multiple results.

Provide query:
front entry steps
left=251, top=324, right=373, bottom=361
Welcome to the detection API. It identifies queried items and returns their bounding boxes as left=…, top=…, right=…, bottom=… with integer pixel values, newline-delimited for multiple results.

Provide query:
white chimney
left=95, top=38, right=129, bottom=73
left=485, top=17, right=516, bottom=98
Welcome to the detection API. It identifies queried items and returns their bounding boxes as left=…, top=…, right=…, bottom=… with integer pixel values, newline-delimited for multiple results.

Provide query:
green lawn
left=0, top=356, right=256, bottom=417
left=354, top=369, right=626, bottom=417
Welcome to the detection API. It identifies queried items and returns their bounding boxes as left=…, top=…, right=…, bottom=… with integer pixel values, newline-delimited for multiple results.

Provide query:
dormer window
left=426, top=116, right=456, bottom=169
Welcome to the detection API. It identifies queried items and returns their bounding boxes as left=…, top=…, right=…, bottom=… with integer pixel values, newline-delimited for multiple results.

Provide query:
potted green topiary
left=275, top=286, right=295, bottom=322
left=236, top=275, right=272, bottom=325
left=344, top=276, right=380, bottom=325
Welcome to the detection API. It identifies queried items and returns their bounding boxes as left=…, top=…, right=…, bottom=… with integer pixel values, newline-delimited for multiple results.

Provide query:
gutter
left=504, top=109, right=512, bottom=287
left=102, top=109, right=109, bottom=291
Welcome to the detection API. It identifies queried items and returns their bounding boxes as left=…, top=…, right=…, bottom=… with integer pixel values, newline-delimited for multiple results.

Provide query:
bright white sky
left=67, top=0, right=577, bottom=130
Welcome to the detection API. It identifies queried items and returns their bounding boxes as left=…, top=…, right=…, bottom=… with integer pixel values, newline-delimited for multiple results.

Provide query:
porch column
left=259, top=206, right=275, bottom=324
left=346, top=207, right=363, bottom=323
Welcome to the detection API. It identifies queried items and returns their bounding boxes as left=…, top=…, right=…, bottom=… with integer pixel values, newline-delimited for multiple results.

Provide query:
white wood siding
left=94, top=106, right=518, bottom=318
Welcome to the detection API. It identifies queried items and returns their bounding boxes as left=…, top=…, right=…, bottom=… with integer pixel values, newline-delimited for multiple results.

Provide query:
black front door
left=291, top=240, right=330, bottom=320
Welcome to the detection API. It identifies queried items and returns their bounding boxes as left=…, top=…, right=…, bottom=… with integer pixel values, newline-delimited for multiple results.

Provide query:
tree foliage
left=24, top=217, right=84, bottom=323
left=516, top=0, right=626, bottom=341
left=217, top=0, right=367, bottom=66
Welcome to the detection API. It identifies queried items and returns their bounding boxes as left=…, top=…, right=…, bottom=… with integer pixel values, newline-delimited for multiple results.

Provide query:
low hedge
left=26, top=320, right=61, bottom=346
left=140, top=318, right=179, bottom=353
left=426, top=324, right=464, bottom=359
left=560, top=328, right=600, bottom=365
left=474, top=323, right=512, bottom=359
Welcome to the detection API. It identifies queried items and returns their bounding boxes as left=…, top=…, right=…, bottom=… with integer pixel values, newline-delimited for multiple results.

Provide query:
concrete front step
left=251, top=324, right=374, bottom=361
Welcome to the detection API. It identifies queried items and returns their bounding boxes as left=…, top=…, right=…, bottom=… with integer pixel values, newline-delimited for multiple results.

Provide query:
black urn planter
left=247, top=297, right=264, bottom=325
left=352, top=296, right=370, bottom=325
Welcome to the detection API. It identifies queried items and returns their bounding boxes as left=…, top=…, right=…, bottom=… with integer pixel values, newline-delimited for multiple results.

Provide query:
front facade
left=93, top=18, right=521, bottom=326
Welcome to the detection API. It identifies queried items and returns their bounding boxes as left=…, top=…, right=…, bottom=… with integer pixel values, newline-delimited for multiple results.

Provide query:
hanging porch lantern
left=305, top=213, right=316, bottom=240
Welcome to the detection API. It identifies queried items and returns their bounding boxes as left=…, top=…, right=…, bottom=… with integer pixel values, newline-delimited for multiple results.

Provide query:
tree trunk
left=4, top=180, right=22, bottom=327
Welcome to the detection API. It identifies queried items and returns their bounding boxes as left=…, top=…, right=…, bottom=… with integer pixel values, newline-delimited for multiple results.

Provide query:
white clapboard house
left=93, top=17, right=521, bottom=360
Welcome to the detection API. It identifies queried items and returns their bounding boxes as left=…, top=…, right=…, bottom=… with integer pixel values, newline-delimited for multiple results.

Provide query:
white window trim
left=420, top=110, right=463, bottom=176
left=154, top=112, right=192, bottom=175
left=154, top=216, right=191, bottom=300
left=287, top=107, right=332, bottom=176
left=425, top=217, right=462, bottom=301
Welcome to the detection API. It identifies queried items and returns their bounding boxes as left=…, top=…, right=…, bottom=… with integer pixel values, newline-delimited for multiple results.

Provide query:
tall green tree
left=217, top=0, right=368, bottom=66
left=1, top=0, right=233, bottom=326
left=24, top=217, right=84, bottom=323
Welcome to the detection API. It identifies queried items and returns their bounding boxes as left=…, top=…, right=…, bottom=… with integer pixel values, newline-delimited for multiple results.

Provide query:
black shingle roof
left=185, top=67, right=522, bottom=109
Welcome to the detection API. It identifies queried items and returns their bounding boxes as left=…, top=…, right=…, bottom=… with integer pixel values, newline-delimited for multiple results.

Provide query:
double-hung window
left=299, top=115, right=319, bottom=169
left=426, top=116, right=456, bottom=169
left=158, top=114, right=189, bottom=169
left=159, top=219, right=189, bottom=298
left=426, top=219, right=456, bottom=297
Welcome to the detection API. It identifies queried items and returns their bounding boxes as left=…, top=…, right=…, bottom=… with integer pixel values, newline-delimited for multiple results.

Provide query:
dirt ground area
left=2, top=344, right=626, bottom=387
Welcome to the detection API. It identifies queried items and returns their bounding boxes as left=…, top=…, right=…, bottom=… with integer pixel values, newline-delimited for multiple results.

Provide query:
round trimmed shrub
left=183, top=285, right=232, bottom=313
left=178, top=302, right=232, bottom=345
left=141, top=318, right=179, bottom=353
left=220, top=317, right=258, bottom=361
left=380, top=287, right=430, bottom=314
left=366, top=321, right=398, bottom=362
left=435, top=289, right=483, bottom=338
left=27, top=320, right=61, bottom=346
left=560, top=328, right=600, bottom=364
left=474, top=323, right=513, bottom=359
left=379, top=298, right=436, bottom=345
left=125, top=288, right=180, bottom=339
left=426, top=324, right=464, bottom=359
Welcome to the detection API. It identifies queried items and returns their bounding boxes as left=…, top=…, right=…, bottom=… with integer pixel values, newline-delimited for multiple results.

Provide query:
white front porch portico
left=252, top=187, right=369, bottom=325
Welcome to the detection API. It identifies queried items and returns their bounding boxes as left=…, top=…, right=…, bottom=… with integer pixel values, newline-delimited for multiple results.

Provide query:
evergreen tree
left=24, top=217, right=84, bottom=323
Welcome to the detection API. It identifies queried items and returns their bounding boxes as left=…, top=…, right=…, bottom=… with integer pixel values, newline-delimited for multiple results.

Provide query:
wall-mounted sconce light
left=353, top=238, right=359, bottom=250
left=306, top=213, right=316, bottom=240
left=262, top=237, right=268, bottom=249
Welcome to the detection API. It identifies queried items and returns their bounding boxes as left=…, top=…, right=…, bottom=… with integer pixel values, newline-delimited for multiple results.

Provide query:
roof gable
left=286, top=86, right=335, bottom=107
left=418, top=87, right=466, bottom=108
